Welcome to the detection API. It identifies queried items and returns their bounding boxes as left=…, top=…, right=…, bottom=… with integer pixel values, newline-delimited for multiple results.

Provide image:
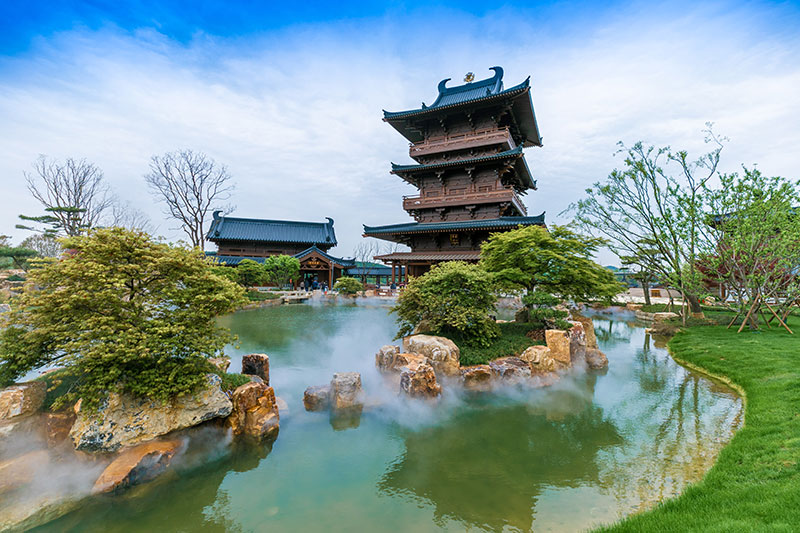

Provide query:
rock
left=69, top=374, right=232, bottom=452
left=208, top=356, right=231, bottom=373
left=399, top=361, right=441, bottom=398
left=0, top=450, right=49, bottom=495
left=275, top=396, right=288, bottom=416
left=545, top=329, right=572, bottom=368
left=228, top=382, right=280, bottom=440
left=402, top=335, right=460, bottom=377
left=567, top=321, right=587, bottom=361
left=375, top=345, right=400, bottom=372
left=654, top=312, right=680, bottom=322
left=330, top=373, right=363, bottom=410
left=460, top=365, right=493, bottom=391
left=571, top=315, right=598, bottom=349
left=626, top=303, right=642, bottom=311
left=519, top=345, right=559, bottom=373
left=44, top=411, right=76, bottom=447
left=489, top=357, right=532, bottom=382
left=585, top=348, right=609, bottom=370
left=241, top=353, right=270, bottom=384
left=303, top=385, right=331, bottom=412
left=375, top=346, right=429, bottom=374
left=0, top=381, right=46, bottom=421
left=92, top=439, right=182, bottom=494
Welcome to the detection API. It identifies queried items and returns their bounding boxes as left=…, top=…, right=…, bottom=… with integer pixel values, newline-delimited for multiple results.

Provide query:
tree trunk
left=642, top=281, right=652, bottom=306
left=686, top=293, right=705, bottom=319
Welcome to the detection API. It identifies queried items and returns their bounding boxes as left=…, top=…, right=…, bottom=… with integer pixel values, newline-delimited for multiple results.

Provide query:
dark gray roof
left=363, top=214, right=546, bottom=236
left=382, top=67, right=542, bottom=148
left=294, top=245, right=355, bottom=267
left=206, top=212, right=337, bottom=246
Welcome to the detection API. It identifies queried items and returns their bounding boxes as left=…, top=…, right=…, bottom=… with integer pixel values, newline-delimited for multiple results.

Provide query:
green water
left=36, top=300, right=742, bottom=532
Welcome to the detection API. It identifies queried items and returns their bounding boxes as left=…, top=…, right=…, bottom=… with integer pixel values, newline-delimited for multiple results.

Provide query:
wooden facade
left=364, top=67, right=545, bottom=278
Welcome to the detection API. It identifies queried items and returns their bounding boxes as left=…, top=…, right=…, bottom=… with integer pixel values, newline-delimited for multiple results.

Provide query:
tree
left=236, top=259, right=267, bottom=287
left=0, top=244, right=37, bottom=271
left=210, top=265, right=239, bottom=283
left=263, top=255, right=300, bottom=288
left=480, top=225, right=624, bottom=303
left=569, top=126, right=725, bottom=322
left=702, top=168, right=800, bottom=331
left=392, top=262, right=498, bottom=346
left=109, top=200, right=154, bottom=233
left=353, top=240, right=380, bottom=283
left=334, top=277, right=364, bottom=296
left=19, top=156, right=113, bottom=236
left=0, top=227, right=245, bottom=410
left=20, top=234, right=61, bottom=258
left=145, top=150, right=235, bottom=248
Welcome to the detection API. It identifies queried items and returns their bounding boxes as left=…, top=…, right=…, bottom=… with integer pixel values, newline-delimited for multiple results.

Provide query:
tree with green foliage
left=263, top=255, right=300, bottom=288
left=210, top=264, right=239, bottom=283
left=0, top=242, right=37, bottom=271
left=703, top=168, right=800, bottom=331
left=0, top=227, right=245, bottom=410
left=333, top=276, right=364, bottom=296
left=480, top=225, right=624, bottom=303
left=392, top=261, right=498, bottom=346
left=236, top=259, right=267, bottom=287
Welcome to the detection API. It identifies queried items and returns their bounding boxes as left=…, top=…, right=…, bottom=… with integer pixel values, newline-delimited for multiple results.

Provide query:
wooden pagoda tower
left=363, top=66, right=545, bottom=281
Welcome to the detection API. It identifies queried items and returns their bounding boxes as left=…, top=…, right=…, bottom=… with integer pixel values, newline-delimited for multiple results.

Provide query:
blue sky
left=1, top=1, right=799, bottom=263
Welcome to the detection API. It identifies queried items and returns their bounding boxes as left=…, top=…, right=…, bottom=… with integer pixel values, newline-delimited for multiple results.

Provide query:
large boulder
left=567, top=321, right=587, bottom=361
left=303, top=385, right=331, bottom=412
left=330, top=373, right=363, bottom=410
left=92, top=439, right=183, bottom=494
left=402, top=335, right=460, bottom=377
left=585, top=348, right=609, bottom=370
left=376, top=346, right=429, bottom=374
left=654, top=312, right=680, bottom=322
left=228, top=382, right=280, bottom=440
left=571, top=315, right=598, bottom=349
left=460, top=365, right=493, bottom=391
left=519, top=345, right=559, bottom=374
left=69, top=374, right=232, bottom=452
left=0, top=381, right=46, bottom=421
left=241, top=353, right=270, bottom=384
left=44, top=411, right=76, bottom=448
left=489, top=357, right=532, bottom=382
left=545, top=330, right=572, bottom=368
left=399, top=361, right=441, bottom=399
left=0, top=450, right=49, bottom=495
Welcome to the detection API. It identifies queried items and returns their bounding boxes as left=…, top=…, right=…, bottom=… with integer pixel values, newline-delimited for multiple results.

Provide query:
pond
left=36, top=300, right=742, bottom=532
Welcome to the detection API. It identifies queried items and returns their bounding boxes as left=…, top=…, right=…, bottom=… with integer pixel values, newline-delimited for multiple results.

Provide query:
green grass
left=597, top=313, right=800, bottom=532
left=246, top=290, right=281, bottom=301
left=437, top=322, right=543, bottom=366
left=217, top=372, right=251, bottom=393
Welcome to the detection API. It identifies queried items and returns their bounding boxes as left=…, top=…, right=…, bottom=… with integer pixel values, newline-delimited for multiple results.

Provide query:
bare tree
left=109, top=200, right=155, bottom=233
left=353, top=240, right=381, bottom=283
left=21, top=156, right=113, bottom=236
left=20, top=234, right=62, bottom=258
left=144, top=150, right=235, bottom=248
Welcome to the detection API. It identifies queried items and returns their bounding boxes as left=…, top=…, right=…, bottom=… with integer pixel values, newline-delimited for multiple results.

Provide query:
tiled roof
left=391, top=145, right=523, bottom=173
left=206, top=253, right=266, bottom=266
left=206, top=212, right=337, bottom=246
left=363, top=214, right=546, bottom=236
left=374, top=251, right=481, bottom=262
left=294, top=245, right=355, bottom=267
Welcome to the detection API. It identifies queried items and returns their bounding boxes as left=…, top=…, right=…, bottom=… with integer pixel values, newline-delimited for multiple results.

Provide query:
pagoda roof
left=363, top=214, right=545, bottom=237
left=383, top=67, right=542, bottom=147
left=294, top=245, right=355, bottom=267
left=206, top=211, right=337, bottom=246
left=375, top=251, right=481, bottom=262
left=391, top=145, right=536, bottom=190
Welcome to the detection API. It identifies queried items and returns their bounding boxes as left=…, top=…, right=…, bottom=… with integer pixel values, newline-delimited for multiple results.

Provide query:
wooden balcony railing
left=409, top=127, right=515, bottom=159
left=403, top=188, right=527, bottom=215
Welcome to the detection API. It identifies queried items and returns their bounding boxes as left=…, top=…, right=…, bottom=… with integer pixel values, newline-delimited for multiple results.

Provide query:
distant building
left=364, top=66, right=545, bottom=282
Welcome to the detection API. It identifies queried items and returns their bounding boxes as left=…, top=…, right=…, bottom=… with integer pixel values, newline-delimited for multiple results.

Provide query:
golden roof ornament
left=464, top=72, right=475, bottom=83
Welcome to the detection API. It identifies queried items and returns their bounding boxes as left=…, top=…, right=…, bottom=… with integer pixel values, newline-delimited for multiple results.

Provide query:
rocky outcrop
left=402, top=335, right=460, bottom=377
left=0, top=381, right=46, bottom=421
left=69, top=374, right=232, bottom=452
left=0, top=450, right=49, bottom=495
left=376, top=346, right=429, bottom=374
left=242, top=353, right=270, bottom=384
left=303, top=385, right=331, bottom=412
left=489, top=357, right=532, bottom=382
left=228, top=382, right=280, bottom=440
left=330, top=373, right=363, bottom=410
left=460, top=365, right=493, bottom=391
left=208, top=356, right=231, bottom=373
left=92, top=439, right=183, bottom=494
left=44, top=411, right=76, bottom=447
left=571, top=315, right=598, bottom=349
left=519, top=345, right=559, bottom=374
left=399, top=361, right=441, bottom=399
left=585, top=348, right=609, bottom=370
left=567, top=321, right=587, bottom=361
left=545, top=329, right=572, bottom=368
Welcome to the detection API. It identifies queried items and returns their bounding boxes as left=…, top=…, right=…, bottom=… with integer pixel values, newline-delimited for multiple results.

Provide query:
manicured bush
left=334, top=277, right=364, bottom=296
left=393, top=261, right=498, bottom=347
left=236, top=259, right=267, bottom=287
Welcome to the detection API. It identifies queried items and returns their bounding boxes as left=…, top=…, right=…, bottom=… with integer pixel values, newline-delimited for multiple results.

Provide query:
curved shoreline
left=596, top=320, right=800, bottom=532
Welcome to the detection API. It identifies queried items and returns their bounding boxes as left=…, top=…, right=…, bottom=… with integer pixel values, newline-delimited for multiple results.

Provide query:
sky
left=1, top=0, right=799, bottom=265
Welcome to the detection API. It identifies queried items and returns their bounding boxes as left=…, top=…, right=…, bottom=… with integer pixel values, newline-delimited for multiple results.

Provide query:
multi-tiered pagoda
left=363, top=66, right=545, bottom=281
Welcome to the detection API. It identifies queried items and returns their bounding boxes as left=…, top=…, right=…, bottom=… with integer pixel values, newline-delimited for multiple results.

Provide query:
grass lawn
left=598, top=313, right=800, bottom=532
left=436, top=322, right=543, bottom=366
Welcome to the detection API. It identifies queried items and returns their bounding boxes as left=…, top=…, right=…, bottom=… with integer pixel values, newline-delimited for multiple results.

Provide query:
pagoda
left=363, top=66, right=545, bottom=281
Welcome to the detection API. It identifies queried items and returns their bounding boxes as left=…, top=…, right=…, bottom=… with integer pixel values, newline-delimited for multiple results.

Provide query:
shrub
left=522, top=291, right=572, bottom=330
left=334, top=277, right=364, bottom=296
left=392, top=261, right=498, bottom=347
left=236, top=259, right=267, bottom=287
left=210, top=265, right=239, bottom=283
left=217, top=372, right=252, bottom=393
left=0, top=227, right=246, bottom=411
left=263, top=255, right=300, bottom=288
left=437, top=322, right=539, bottom=366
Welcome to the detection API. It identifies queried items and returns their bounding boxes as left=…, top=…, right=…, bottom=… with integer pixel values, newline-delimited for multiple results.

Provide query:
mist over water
left=31, top=301, right=742, bottom=532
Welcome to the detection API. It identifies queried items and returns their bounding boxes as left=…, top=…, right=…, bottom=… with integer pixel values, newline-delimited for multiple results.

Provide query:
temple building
left=363, top=67, right=545, bottom=281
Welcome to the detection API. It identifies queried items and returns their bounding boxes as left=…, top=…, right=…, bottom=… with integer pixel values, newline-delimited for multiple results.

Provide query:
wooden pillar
left=391, top=263, right=396, bottom=284
left=404, top=264, right=408, bottom=284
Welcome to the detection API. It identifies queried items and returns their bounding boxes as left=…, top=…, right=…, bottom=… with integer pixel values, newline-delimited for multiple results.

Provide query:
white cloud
left=0, top=2, right=798, bottom=264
